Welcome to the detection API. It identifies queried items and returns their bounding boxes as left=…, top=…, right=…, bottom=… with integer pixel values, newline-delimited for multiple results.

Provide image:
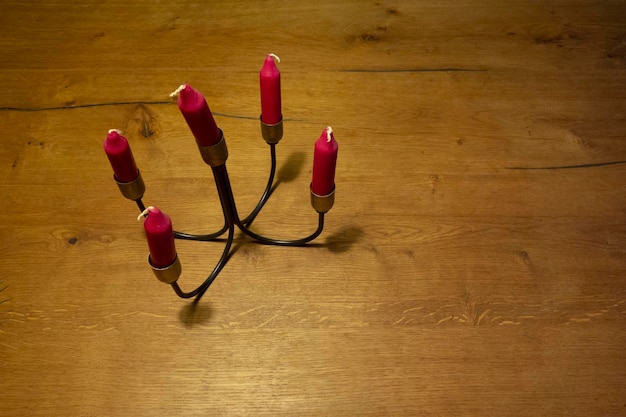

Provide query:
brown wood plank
left=1, top=1, right=625, bottom=416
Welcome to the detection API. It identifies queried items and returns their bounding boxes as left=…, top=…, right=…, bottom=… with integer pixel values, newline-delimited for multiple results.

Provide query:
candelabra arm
left=135, top=199, right=146, bottom=212
left=212, top=164, right=241, bottom=226
left=237, top=212, right=325, bottom=246
left=110, top=107, right=337, bottom=304
left=136, top=198, right=229, bottom=242
left=170, top=223, right=235, bottom=302
left=173, top=225, right=229, bottom=241
left=241, top=144, right=277, bottom=226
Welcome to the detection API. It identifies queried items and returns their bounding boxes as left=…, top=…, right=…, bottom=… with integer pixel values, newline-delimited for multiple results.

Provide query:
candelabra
left=113, top=119, right=334, bottom=303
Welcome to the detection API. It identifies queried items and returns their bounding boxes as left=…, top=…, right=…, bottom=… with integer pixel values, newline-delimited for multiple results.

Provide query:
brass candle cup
left=260, top=117, right=283, bottom=144
left=310, top=185, right=335, bottom=213
left=197, top=130, right=229, bottom=167
left=149, top=255, right=182, bottom=284
left=115, top=170, right=145, bottom=201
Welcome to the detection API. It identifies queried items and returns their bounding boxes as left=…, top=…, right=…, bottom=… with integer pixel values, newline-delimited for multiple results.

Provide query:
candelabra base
left=125, top=137, right=333, bottom=304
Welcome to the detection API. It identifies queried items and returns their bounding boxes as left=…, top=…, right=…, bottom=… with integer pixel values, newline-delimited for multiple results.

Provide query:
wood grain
left=1, top=1, right=625, bottom=415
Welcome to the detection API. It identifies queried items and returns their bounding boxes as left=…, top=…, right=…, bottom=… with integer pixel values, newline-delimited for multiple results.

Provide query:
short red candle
left=311, top=126, right=338, bottom=196
left=259, top=54, right=282, bottom=125
left=174, top=84, right=222, bottom=146
left=103, top=129, right=139, bottom=183
left=143, top=206, right=177, bottom=268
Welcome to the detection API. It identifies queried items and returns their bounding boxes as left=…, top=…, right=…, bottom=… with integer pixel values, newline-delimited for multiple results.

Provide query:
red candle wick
left=169, top=84, right=186, bottom=98
left=268, top=53, right=281, bottom=63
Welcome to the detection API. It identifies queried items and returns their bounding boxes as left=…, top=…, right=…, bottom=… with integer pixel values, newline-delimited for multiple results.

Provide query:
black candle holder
left=113, top=118, right=334, bottom=303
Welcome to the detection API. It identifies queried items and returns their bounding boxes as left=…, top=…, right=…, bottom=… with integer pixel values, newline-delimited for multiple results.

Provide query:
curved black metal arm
left=135, top=199, right=147, bottom=212
left=173, top=224, right=229, bottom=241
left=129, top=134, right=329, bottom=304
left=136, top=198, right=229, bottom=242
left=237, top=213, right=324, bottom=246
left=170, top=223, right=235, bottom=302
left=241, top=144, right=277, bottom=227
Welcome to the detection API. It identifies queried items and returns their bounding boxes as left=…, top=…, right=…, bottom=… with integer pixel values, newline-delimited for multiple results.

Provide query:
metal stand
left=114, top=119, right=334, bottom=303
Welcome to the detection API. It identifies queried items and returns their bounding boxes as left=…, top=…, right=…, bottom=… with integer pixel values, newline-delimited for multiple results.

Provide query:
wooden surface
left=1, top=1, right=625, bottom=415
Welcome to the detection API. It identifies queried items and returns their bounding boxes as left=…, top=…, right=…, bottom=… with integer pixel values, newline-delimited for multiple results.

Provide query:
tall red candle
left=259, top=53, right=282, bottom=124
left=172, top=84, right=222, bottom=146
left=311, top=126, right=338, bottom=196
left=103, top=129, right=139, bottom=183
left=142, top=206, right=177, bottom=268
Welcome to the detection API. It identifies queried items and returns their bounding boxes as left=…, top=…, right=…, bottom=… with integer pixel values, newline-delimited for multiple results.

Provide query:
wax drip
left=137, top=206, right=155, bottom=221
left=108, top=128, right=123, bottom=135
left=326, top=126, right=333, bottom=142
left=169, top=84, right=186, bottom=98
left=269, top=53, right=281, bottom=63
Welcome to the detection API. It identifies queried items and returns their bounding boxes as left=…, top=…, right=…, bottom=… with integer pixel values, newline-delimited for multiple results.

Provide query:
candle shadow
left=324, top=225, right=364, bottom=253
left=276, top=151, right=306, bottom=184
left=263, top=151, right=306, bottom=201
left=178, top=300, right=213, bottom=328
left=178, top=240, right=245, bottom=318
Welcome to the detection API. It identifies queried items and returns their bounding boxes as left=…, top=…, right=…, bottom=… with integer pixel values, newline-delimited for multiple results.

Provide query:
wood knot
left=534, top=34, right=563, bottom=45
left=359, top=32, right=382, bottom=43
left=126, top=104, right=160, bottom=139
left=606, top=34, right=626, bottom=60
left=27, top=140, right=45, bottom=148
left=518, top=250, right=531, bottom=265
left=531, top=24, right=586, bottom=48
left=386, top=7, right=399, bottom=15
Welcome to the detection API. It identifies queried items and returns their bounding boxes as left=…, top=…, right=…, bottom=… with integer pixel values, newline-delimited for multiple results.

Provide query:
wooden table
left=1, top=1, right=625, bottom=415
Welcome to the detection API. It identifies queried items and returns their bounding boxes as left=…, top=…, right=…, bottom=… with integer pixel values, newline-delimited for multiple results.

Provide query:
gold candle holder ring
left=260, top=117, right=283, bottom=144
left=115, top=170, right=145, bottom=201
left=310, top=185, right=335, bottom=213
left=149, top=255, right=182, bottom=284
left=198, top=130, right=228, bottom=167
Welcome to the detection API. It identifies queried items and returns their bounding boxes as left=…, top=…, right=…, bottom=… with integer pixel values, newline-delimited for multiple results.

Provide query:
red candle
left=311, top=126, right=338, bottom=196
left=259, top=53, right=282, bottom=125
left=142, top=206, right=177, bottom=268
left=172, top=84, right=222, bottom=146
left=103, top=129, right=139, bottom=183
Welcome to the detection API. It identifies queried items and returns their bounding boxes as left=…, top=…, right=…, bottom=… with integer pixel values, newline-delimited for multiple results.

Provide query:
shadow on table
left=324, top=225, right=364, bottom=253
left=178, top=301, right=213, bottom=328
left=277, top=151, right=306, bottom=184
left=264, top=151, right=307, bottom=197
left=275, top=151, right=364, bottom=253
